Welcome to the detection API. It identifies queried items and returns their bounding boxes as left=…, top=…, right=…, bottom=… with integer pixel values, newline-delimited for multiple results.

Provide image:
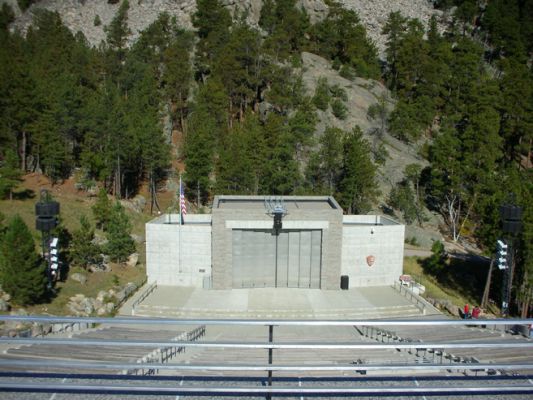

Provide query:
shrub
left=331, top=99, right=348, bottom=120
left=329, top=84, right=348, bottom=101
left=0, top=215, right=47, bottom=305
left=424, top=240, right=447, bottom=274
left=312, top=77, right=330, bottom=111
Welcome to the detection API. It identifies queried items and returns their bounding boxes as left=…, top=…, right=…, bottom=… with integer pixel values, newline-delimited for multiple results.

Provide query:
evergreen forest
left=0, top=0, right=532, bottom=313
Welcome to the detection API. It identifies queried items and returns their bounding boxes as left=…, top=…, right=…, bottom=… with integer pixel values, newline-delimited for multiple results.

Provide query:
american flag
left=179, top=178, right=187, bottom=217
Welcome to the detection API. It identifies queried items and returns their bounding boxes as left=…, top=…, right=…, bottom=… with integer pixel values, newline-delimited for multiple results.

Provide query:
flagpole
left=178, top=174, right=182, bottom=274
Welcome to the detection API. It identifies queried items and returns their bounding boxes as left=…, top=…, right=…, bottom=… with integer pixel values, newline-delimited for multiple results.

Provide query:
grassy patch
left=404, top=256, right=496, bottom=313
left=25, top=263, right=146, bottom=315
left=1, top=176, right=152, bottom=316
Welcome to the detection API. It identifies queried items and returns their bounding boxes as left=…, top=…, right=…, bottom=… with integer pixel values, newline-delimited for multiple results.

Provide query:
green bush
left=0, top=215, right=47, bottom=305
left=405, top=236, right=420, bottom=246
left=331, top=99, right=348, bottom=120
left=312, top=77, right=330, bottom=111
left=388, top=182, right=417, bottom=224
left=17, top=0, right=36, bottom=12
left=339, top=65, right=356, bottom=80
left=424, top=241, right=447, bottom=274
left=104, top=202, right=135, bottom=262
left=329, top=84, right=348, bottom=101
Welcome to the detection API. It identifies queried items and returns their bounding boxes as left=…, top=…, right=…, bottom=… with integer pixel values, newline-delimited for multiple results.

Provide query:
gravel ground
left=1, top=373, right=533, bottom=399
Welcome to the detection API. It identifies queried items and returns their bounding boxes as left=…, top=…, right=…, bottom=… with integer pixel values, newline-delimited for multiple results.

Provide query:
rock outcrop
left=3, top=0, right=442, bottom=55
left=300, top=52, right=427, bottom=201
left=342, top=0, right=443, bottom=56
left=66, top=282, right=137, bottom=316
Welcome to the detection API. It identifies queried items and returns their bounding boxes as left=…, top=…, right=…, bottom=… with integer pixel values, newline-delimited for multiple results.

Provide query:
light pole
left=35, top=189, right=60, bottom=290
left=498, top=203, right=522, bottom=317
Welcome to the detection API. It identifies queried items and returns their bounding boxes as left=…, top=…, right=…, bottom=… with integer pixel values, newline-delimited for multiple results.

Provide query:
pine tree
left=184, top=100, right=218, bottom=204
left=70, top=215, right=101, bottom=269
left=423, top=240, right=447, bottom=274
left=122, top=61, right=170, bottom=212
left=498, top=60, right=533, bottom=164
left=261, top=113, right=301, bottom=195
left=212, top=22, right=263, bottom=122
left=215, top=119, right=257, bottom=195
left=105, top=202, right=135, bottom=262
left=0, top=211, right=5, bottom=238
left=0, top=215, right=46, bottom=305
left=388, top=182, right=418, bottom=224
left=29, top=105, right=67, bottom=181
left=428, top=122, right=467, bottom=241
left=192, top=0, right=232, bottom=78
left=310, top=1, right=379, bottom=78
left=0, top=148, right=21, bottom=199
left=261, top=0, right=310, bottom=60
left=105, top=0, right=130, bottom=57
left=0, top=4, right=14, bottom=32
left=338, top=127, right=379, bottom=214
left=312, top=77, right=330, bottom=111
left=163, top=30, right=193, bottom=131
left=382, top=11, right=408, bottom=91
left=92, top=188, right=112, bottom=230
left=315, top=126, right=344, bottom=195
left=17, top=0, right=36, bottom=12
left=259, top=0, right=277, bottom=34
left=288, top=105, right=317, bottom=149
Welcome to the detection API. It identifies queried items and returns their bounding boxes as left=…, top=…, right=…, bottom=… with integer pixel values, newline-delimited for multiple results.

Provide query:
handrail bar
left=131, top=281, right=157, bottom=316
left=1, top=337, right=532, bottom=350
left=0, top=359, right=531, bottom=372
left=2, top=381, right=533, bottom=396
left=2, top=315, right=532, bottom=326
left=1, top=316, right=533, bottom=396
left=393, top=281, right=438, bottom=315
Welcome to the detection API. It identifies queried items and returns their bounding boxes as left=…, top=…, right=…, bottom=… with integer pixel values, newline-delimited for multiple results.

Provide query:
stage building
left=146, top=196, right=404, bottom=289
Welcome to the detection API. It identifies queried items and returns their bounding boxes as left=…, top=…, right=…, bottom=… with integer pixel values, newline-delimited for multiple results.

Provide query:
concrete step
left=133, top=304, right=423, bottom=319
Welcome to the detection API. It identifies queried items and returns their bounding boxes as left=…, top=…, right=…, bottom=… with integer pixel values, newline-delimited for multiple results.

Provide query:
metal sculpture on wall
left=264, top=197, right=288, bottom=236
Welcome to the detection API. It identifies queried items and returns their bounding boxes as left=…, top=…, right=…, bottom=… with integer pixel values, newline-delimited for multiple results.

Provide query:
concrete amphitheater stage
left=121, top=286, right=440, bottom=319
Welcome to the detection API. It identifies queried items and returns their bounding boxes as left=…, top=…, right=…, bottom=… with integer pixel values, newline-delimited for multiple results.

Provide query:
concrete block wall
left=146, top=214, right=211, bottom=287
left=341, top=216, right=405, bottom=287
left=145, top=203, right=405, bottom=290
left=211, top=196, right=344, bottom=290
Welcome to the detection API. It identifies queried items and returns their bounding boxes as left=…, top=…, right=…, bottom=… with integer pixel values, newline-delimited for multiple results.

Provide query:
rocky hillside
left=300, top=52, right=425, bottom=191
left=1, top=0, right=446, bottom=246
left=2, top=0, right=441, bottom=55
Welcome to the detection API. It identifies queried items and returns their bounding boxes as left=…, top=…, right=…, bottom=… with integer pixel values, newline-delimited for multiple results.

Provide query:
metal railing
left=126, top=325, right=206, bottom=376
left=393, top=281, right=436, bottom=314
left=131, top=281, right=157, bottom=315
left=0, top=315, right=533, bottom=397
left=359, top=325, right=483, bottom=368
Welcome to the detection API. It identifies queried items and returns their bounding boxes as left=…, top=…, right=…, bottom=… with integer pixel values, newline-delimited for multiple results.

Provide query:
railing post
left=267, top=324, right=273, bottom=400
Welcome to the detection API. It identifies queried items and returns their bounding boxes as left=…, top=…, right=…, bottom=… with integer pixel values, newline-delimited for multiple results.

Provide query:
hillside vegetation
left=0, top=0, right=531, bottom=315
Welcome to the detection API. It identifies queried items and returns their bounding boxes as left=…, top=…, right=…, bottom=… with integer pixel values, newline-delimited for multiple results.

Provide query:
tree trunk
left=446, top=194, right=460, bottom=242
left=149, top=171, right=161, bottom=214
left=115, top=155, right=121, bottom=199
left=481, top=258, right=494, bottom=309
left=35, top=145, right=40, bottom=173
left=21, top=131, right=26, bottom=172
left=228, top=98, right=233, bottom=129
left=526, top=139, right=533, bottom=168
left=456, top=193, right=477, bottom=242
